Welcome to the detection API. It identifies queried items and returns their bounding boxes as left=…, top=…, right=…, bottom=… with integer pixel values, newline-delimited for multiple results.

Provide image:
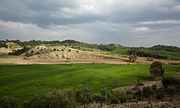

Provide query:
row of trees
left=128, top=49, right=169, bottom=60
left=151, top=45, right=180, bottom=52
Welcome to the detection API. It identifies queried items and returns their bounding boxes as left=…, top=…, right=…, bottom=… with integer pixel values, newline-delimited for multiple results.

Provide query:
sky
left=0, top=0, right=180, bottom=47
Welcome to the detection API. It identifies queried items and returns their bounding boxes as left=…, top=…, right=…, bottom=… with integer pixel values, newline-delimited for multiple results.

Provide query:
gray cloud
left=0, top=0, right=180, bottom=47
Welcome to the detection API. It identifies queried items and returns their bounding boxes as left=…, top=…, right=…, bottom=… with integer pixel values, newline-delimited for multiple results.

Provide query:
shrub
left=0, top=42, right=8, bottom=48
left=0, top=96, right=18, bottom=108
left=151, top=84, right=157, bottom=93
left=162, top=77, right=180, bottom=87
left=93, top=95, right=106, bottom=103
left=150, top=61, right=165, bottom=77
left=142, top=86, right=154, bottom=98
left=24, top=90, right=76, bottom=108
left=156, top=93, right=164, bottom=100
left=75, top=87, right=93, bottom=105
left=9, top=46, right=31, bottom=56
left=155, top=88, right=164, bottom=100
left=165, top=86, right=176, bottom=96
left=99, top=89, right=119, bottom=104
left=134, top=88, right=143, bottom=101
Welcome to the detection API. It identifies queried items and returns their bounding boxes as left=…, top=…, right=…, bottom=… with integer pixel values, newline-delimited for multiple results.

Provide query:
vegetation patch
left=0, top=64, right=180, bottom=107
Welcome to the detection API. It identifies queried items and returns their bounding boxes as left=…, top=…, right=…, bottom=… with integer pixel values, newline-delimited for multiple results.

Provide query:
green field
left=0, top=64, right=180, bottom=107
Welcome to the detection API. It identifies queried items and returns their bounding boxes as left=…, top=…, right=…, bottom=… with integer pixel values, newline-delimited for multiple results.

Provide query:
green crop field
left=0, top=64, right=180, bottom=107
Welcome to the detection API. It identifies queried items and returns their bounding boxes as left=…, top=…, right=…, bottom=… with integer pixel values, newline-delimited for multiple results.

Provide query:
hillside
left=0, top=40, right=180, bottom=65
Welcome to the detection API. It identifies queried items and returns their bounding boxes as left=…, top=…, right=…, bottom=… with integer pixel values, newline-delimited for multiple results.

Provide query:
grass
left=0, top=64, right=180, bottom=107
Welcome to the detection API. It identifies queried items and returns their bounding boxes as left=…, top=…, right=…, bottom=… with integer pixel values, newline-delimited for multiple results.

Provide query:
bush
left=53, top=48, right=56, bottom=51
left=156, top=93, right=164, bottom=100
left=100, top=88, right=115, bottom=104
left=162, top=77, right=180, bottom=87
left=150, top=61, right=165, bottom=77
left=134, top=88, right=143, bottom=101
left=24, top=90, right=76, bottom=108
left=142, top=86, right=154, bottom=98
left=151, top=84, right=157, bottom=93
left=0, top=41, right=8, bottom=48
left=0, top=96, right=18, bottom=108
left=93, top=95, right=106, bottom=103
left=75, top=87, right=93, bottom=105
left=165, top=86, right=176, bottom=96
left=9, top=46, right=31, bottom=56
left=155, top=88, right=164, bottom=100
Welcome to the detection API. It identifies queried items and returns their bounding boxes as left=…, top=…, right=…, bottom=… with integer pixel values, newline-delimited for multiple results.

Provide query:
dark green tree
left=150, top=61, right=165, bottom=78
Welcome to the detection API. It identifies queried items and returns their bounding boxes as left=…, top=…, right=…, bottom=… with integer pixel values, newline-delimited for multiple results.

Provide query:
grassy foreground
left=0, top=64, right=180, bottom=106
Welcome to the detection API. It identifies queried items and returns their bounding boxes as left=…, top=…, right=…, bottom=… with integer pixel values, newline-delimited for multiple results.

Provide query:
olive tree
left=150, top=61, right=165, bottom=78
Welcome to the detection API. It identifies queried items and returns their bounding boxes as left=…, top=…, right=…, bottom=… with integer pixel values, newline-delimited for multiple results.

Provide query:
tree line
left=150, top=45, right=180, bottom=52
left=127, top=49, right=170, bottom=60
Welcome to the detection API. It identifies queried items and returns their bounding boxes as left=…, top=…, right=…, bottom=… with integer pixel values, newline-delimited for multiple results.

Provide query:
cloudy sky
left=0, top=0, right=180, bottom=47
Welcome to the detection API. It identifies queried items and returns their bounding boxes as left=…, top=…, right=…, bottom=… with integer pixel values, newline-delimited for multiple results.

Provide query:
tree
left=150, top=61, right=165, bottom=78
